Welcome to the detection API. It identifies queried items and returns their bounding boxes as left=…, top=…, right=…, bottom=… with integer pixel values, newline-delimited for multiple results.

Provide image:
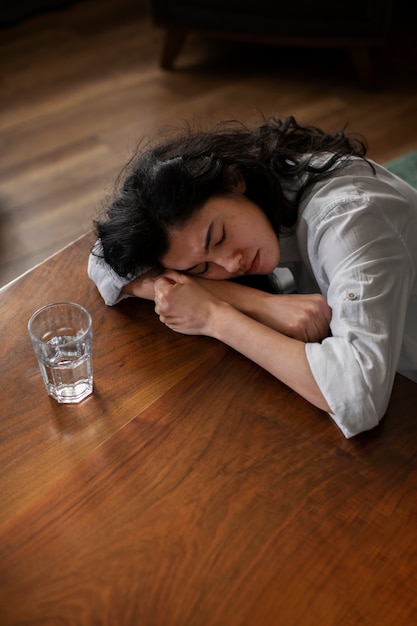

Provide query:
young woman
left=88, top=116, right=417, bottom=438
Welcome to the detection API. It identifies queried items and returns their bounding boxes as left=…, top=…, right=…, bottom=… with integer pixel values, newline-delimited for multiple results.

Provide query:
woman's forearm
left=195, top=278, right=270, bottom=316
left=207, top=300, right=331, bottom=413
left=153, top=272, right=331, bottom=413
left=121, top=273, right=330, bottom=343
left=195, top=278, right=331, bottom=342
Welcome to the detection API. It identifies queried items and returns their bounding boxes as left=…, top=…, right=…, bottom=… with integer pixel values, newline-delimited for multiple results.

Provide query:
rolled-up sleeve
left=300, top=174, right=416, bottom=437
left=87, top=242, right=149, bottom=306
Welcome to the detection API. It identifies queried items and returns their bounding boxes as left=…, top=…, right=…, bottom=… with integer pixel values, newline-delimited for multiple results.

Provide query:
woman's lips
left=246, top=251, right=260, bottom=275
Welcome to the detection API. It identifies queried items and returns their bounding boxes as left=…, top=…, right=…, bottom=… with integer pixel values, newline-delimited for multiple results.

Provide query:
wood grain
left=0, top=234, right=228, bottom=525
left=0, top=0, right=417, bottom=286
left=1, top=233, right=417, bottom=626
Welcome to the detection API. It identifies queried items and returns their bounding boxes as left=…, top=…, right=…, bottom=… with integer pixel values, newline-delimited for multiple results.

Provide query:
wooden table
left=1, top=233, right=417, bottom=626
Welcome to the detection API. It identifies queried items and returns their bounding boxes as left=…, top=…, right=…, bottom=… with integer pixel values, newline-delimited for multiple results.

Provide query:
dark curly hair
left=93, top=115, right=370, bottom=277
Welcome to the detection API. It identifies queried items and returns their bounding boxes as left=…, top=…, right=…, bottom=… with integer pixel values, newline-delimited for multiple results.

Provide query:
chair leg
left=160, top=27, right=188, bottom=69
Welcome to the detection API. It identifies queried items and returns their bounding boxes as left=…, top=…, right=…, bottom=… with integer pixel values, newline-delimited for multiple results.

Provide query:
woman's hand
left=153, top=271, right=223, bottom=335
left=259, top=292, right=331, bottom=342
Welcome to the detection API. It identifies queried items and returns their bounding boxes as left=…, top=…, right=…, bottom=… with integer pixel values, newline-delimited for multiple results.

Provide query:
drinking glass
left=28, top=302, right=93, bottom=403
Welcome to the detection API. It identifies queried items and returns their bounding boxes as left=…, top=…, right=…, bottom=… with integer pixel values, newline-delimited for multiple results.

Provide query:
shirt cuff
left=87, top=244, right=149, bottom=306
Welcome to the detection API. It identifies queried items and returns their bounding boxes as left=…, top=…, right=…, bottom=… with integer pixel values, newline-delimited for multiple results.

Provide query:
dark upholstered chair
left=146, top=0, right=394, bottom=87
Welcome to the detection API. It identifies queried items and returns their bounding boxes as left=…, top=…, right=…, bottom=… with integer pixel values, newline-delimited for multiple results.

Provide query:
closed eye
left=215, top=227, right=226, bottom=247
left=194, top=228, right=225, bottom=275
left=183, top=262, right=209, bottom=276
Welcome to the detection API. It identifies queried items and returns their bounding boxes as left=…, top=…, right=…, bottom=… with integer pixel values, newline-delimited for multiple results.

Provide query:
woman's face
left=161, top=189, right=280, bottom=280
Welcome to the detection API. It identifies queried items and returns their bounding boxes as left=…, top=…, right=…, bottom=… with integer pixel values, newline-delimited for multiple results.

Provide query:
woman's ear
left=228, top=169, right=246, bottom=193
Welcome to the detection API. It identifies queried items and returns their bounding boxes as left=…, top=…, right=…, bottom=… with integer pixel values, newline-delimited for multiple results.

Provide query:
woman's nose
left=220, top=250, right=244, bottom=274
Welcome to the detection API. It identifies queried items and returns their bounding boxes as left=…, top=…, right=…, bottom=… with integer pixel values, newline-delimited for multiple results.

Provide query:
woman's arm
left=153, top=272, right=331, bottom=412
left=193, top=277, right=331, bottom=343
left=124, top=271, right=331, bottom=342
left=122, top=271, right=160, bottom=300
left=208, top=299, right=331, bottom=412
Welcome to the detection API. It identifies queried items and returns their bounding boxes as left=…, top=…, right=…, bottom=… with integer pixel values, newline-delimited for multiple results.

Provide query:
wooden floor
left=1, top=0, right=417, bottom=287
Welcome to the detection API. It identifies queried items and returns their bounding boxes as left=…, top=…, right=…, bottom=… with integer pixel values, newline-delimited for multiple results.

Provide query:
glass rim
left=28, top=301, right=92, bottom=344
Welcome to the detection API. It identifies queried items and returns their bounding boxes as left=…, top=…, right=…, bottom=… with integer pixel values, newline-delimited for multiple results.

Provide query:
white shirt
left=88, top=158, right=417, bottom=438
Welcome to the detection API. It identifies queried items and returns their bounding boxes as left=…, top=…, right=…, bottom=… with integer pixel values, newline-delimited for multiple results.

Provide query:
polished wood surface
left=1, top=233, right=417, bottom=626
left=1, top=0, right=417, bottom=287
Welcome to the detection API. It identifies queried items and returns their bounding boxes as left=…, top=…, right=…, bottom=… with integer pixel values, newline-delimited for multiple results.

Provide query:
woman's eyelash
left=216, top=228, right=226, bottom=246
left=195, top=229, right=226, bottom=275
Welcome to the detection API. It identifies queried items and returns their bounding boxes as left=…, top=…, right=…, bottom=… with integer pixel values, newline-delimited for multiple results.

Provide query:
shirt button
left=347, top=291, right=358, bottom=300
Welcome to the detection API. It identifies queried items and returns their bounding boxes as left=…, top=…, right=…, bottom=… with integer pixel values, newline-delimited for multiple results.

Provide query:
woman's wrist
left=195, top=278, right=271, bottom=318
left=122, top=275, right=156, bottom=300
left=205, top=300, right=242, bottom=341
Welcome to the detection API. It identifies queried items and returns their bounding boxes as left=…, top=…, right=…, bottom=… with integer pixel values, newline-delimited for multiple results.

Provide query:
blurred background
left=1, top=0, right=416, bottom=287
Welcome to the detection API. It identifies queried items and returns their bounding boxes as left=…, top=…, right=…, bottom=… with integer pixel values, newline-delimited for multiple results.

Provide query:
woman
left=88, top=116, right=417, bottom=438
